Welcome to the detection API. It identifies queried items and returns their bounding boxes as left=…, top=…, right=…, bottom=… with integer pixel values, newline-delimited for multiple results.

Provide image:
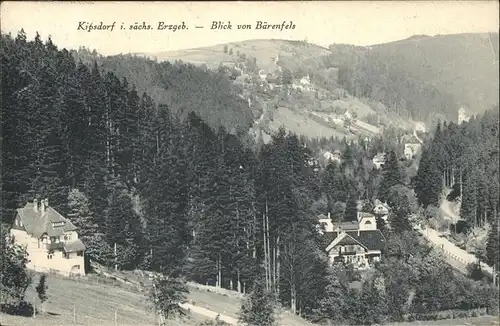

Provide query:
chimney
left=33, top=199, right=38, bottom=213
left=40, top=199, right=45, bottom=215
left=328, top=212, right=331, bottom=219
left=357, top=229, right=360, bottom=236
left=44, top=198, right=49, bottom=207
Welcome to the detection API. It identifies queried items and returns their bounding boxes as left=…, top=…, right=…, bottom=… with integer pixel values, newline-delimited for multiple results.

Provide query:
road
left=415, top=225, right=493, bottom=276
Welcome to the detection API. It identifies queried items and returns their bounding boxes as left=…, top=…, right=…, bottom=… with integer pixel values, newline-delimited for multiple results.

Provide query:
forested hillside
left=413, top=108, right=499, bottom=267
left=324, top=33, right=499, bottom=122
left=71, top=48, right=254, bottom=134
left=2, top=31, right=498, bottom=325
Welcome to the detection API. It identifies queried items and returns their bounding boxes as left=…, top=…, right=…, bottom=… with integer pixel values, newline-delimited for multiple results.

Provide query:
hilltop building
left=10, top=199, right=86, bottom=276
left=458, top=107, right=470, bottom=125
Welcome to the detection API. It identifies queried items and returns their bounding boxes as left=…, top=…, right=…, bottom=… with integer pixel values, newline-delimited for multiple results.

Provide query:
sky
left=1, top=1, right=499, bottom=56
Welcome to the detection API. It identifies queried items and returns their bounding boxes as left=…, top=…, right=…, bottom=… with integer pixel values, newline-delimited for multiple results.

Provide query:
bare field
left=1, top=274, right=496, bottom=326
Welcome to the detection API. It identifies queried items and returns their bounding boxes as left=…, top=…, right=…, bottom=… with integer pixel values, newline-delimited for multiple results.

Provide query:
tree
left=379, top=150, right=404, bottom=205
left=35, top=274, right=48, bottom=314
left=281, top=68, right=293, bottom=85
left=344, top=192, right=358, bottom=222
left=486, top=220, right=499, bottom=268
left=315, top=265, right=348, bottom=323
left=0, top=227, right=32, bottom=312
left=239, top=276, right=276, bottom=326
left=149, top=275, right=189, bottom=323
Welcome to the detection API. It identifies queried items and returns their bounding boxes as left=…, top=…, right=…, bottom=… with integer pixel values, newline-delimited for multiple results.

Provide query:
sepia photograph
left=0, top=1, right=499, bottom=325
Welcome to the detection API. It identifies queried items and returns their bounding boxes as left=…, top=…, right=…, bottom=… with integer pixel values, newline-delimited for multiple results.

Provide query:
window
left=64, top=233, right=72, bottom=241
left=19, top=220, right=23, bottom=227
left=15, top=220, right=18, bottom=226
left=47, top=254, right=53, bottom=260
left=365, top=220, right=372, bottom=225
left=52, top=221, right=65, bottom=227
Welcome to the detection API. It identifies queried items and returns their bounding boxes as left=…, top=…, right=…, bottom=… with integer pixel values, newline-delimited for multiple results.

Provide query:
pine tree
left=239, top=276, right=276, bottom=326
left=150, top=275, right=189, bottom=322
left=344, top=191, right=358, bottom=221
left=486, top=219, right=499, bottom=268
left=379, top=150, right=404, bottom=205
left=35, top=274, right=48, bottom=313
left=104, top=180, right=143, bottom=269
left=316, top=265, right=348, bottom=323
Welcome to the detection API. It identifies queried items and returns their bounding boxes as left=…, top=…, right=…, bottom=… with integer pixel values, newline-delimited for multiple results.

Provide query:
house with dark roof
left=10, top=199, right=86, bottom=276
left=318, top=211, right=385, bottom=269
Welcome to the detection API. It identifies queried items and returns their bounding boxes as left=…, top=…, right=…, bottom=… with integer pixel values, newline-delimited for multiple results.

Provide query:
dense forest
left=70, top=48, right=255, bottom=134
left=413, top=109, right=499, bottom=267
left=1, top=31, right=498, bottom=324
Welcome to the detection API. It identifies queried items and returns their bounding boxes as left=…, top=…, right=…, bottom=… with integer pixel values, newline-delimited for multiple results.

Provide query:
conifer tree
left=35, top=274, right=48, bottom=313
left=379, top=150, right=404, bottom=205
left=239, top=276, right=276, bottom=326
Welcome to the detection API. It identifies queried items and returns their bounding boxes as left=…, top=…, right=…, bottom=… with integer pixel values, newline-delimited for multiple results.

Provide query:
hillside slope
left=139, top=39, right=331, bottom=72
left=327, top=33, right=499, bottom=121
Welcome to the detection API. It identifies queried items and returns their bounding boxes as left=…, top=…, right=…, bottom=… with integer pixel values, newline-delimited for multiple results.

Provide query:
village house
left=323, top=149, right=342, bottom=163
left=10, top=199, right=86, bottom=276
left=372, top=152, right=386, bottom=169
left=318, top=212, right=386, bottom=269
left=404, top=143, right=422, bottom=160
left=458, top=107, right=470, bottom=125
left=258, top=69, right=267, bottom=81
left=373, top=199, right=390, bottom=220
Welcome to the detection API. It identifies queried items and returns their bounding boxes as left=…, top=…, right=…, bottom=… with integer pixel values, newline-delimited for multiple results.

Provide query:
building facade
left=10, top=199, right=86, bottom=276
left=319, top=212, right=386, bottom=269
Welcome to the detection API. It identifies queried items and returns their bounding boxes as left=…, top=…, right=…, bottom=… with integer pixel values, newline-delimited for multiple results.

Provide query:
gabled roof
left=16, top=202, right=78, bottom=238
left=357, top=212, right=375, bottom=221
left=321, top=230, right=386, bottom=252
left=374, top=199, right=390, bottom=210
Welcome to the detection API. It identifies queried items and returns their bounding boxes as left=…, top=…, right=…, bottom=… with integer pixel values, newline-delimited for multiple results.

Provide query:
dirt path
left=180, top=303, right=238, bottom=325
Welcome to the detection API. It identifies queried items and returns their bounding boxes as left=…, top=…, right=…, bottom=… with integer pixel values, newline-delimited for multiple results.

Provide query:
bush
left=466, top=262, right=485, bottom=281
left=0, top=300, right=34, bottom=317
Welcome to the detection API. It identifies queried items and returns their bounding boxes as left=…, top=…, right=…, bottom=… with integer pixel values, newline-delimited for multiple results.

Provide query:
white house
left=300, top=74, right=311, bottom=85
left=324, top=150, right=342, bottom=163
left=258, top=69, right=267, bottom=80
left=458, top=107, right=470, bottom=125
left=404, top=143, right=422, bottom=160
left=372, top=152, right=386, bottom=169
left=320, top=212, right=385, bottom=269
left=414, top=122, right=427, bottom=133
left=10, top=199, right=86, bottom=276
left=373, top=199, right=390, bottom=220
